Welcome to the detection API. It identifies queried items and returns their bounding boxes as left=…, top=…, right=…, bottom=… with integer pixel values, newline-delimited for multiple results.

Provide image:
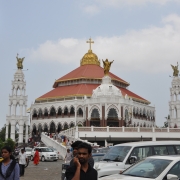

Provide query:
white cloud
left=83, top=5, right=100, bottom=15
left=24, top=14, right=180, bottom=74
left=96, top=0, right=179, bottom=7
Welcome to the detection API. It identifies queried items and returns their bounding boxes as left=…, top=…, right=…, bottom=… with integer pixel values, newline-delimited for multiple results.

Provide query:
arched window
left=70, top=107, right=75, bottom=116
left=125, top=109, right=129, bottom=121
left=44, top=124, right=48, bottom=132
left=57, top=124, right=62, bottom=132
left=44, top=109, right=48, bottom=118
left=91, top=109, right=100, bottom=119
left=50, top=122, right=56, bottom=133
left=38, top=109, right=43, bottom=118
left=77, top=108, right=83, bottom=117
left=32, top=125, right=37, bottom=135
left=107, top=108, right=118, bottom=119
left=70, top=123, right=74, bottom=128
left=90, top=109, right=100, bottom=127
left=107, top=108, right=118, bottom=127
left=33, top=110, right=37, bottom=119
left=38, top=124, right=42, bottom=133
left=64, top=123, right=68, bottom=130
left=57, top=108, right=62, bottom=116
left=50, top=107, right=56, bottom=117
left=64, top=107, right=68, bottom=116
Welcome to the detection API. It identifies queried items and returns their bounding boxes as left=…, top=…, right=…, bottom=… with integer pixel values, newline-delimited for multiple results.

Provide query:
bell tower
left=169, top=63, right=180, bottom=128
left=6, top=55, right=29, bottom=144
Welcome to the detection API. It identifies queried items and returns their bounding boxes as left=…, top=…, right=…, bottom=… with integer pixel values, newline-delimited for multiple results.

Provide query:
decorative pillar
left=86, top=107, right=89, bottom=127
left=5, top=124, right=8, bottom=140
left=121, top=106, right=124, bottom=126
left=10, top=124, right=15, bottom=141
left=75, top=105, right=77, bottom=126
left=102, top=106, right=105, bottom=127
left=20, top=105, right=23, bottom=116
left=9, top=105, right=11, bottom=116
left=25, top=124, right=28, bottom=143
left=18, top=124, right=23, bottom=143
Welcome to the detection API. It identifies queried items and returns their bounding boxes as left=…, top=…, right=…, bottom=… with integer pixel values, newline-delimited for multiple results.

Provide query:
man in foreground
left=70, top=141, right=94, bottom=167
left=65, top=142, right=97, bottom=180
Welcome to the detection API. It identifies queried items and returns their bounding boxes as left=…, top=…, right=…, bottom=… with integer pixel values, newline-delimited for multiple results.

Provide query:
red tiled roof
left=53, top=64, right=129, bottom=88
left=36, top=84, right=149, bottom=104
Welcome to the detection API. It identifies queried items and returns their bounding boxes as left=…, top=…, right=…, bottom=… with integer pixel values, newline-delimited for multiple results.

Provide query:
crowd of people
left=0, top=139, right=98, bottom=180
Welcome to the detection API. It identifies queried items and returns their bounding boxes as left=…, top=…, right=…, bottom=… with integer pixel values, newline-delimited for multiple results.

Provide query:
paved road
left=21, top=160, right=63, bottom=180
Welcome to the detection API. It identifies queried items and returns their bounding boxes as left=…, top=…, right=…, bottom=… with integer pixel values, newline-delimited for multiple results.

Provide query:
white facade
left=30, top=76, right=155, bottom=133
left=168, top=76, right=180, bottom=128
left=6, top=69, right=29, bottom=143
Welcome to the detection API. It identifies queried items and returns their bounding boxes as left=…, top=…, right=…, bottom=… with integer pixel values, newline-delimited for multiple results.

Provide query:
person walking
left=33, top=149, right=39, bottom=165
left=19, top=148, right=28, bottom=177
left=0, top=146, right=20, bottom=180
left=65, top=142, right=97, bottom=180
left=65, top=149, right=73, bottom=163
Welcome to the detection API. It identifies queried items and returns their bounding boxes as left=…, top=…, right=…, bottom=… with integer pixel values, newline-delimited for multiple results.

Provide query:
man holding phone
left=65, top=142, right=97, bottom=180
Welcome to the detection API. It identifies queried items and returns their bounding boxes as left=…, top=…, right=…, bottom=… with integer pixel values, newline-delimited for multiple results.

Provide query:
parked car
left=92, top=147, right=111, bottom=154
left=99, top=155, right=180, bottom=180
left=25, top=147, right=32, bottom=160
left=92, top=153, right=105, bottom=163
left=95, top=141, right=180, bottom=177
left=31, top=147, right=58, bottom=162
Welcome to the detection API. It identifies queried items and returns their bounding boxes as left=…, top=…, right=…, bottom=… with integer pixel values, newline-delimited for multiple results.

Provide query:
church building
left=30, top=39, right=155, bottom=134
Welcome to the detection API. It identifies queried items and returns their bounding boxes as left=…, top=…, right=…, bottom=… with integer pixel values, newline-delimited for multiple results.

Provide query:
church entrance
left=50, top=122, right=56, bottom=133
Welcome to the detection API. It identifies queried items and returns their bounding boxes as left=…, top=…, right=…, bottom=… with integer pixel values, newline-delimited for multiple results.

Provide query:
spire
left=80, top=38, right=100, bottom=66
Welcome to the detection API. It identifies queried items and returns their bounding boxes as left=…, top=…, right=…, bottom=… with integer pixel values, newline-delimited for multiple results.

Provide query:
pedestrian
left=70, top=141, right=94, bottom=167
left=33, top=149, right=39, bottom=165
left=0, top=146, right=20, bottom=180
left=65, top=149, right=73, bottom=163
left=19, top=148, right=28, bottom=177
left=65, top=142, right=97, bottom=180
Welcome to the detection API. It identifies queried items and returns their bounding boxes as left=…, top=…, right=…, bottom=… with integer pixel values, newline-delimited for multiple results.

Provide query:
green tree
left=0, top=125, right=6, bottom=142
left=0, top=139, right=4, bottom=151
left=4, top=138, right=15, bottom=151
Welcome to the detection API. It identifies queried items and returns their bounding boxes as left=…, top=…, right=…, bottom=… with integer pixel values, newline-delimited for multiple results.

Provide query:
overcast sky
left=1, top=0, right=180, bottom=128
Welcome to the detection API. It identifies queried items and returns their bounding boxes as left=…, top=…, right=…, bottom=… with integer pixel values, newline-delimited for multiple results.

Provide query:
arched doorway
left=70, top=107, right=75, bottom=117
left=77, top=108, right=83, bottom=117
left=38, top=124, right=43, bottom=133
left=44, top=108, right=48, bottom=118
left=32, top=109, right=37, bottom=119
left=107, top=108, right=118, bottom=127
left=70, top=123, right=74, bottom=128
left=57, top=123, right=62, bottom=132
left=50, top=107, right=56, bottom=117
left=64, top=107, right=68, bottom=116
left=64, top=123, right=68, bottom=130
left=50, top=122, right=56, bottom=133
left=90, top=109, right=100, bottom=126
left=44, top=124, right=48, bottom=132
left=32, top=124, right=37, bottom=135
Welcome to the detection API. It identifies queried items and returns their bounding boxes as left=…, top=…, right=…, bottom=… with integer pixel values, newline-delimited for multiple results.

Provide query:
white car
left=99, top=155, right=180, bottom=180
left=25, top=147, right=32, bottom=159
left=31, top=147, right=58, bottom=161
left=94, top=141, right=180, bottom=177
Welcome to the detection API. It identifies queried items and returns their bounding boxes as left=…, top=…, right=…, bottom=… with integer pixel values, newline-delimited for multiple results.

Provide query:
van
left=94, top=141, right=180, bottom=177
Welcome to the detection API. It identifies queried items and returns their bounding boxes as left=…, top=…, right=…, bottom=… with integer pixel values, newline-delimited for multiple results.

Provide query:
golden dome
left=80, top=49, right=100, bottom=66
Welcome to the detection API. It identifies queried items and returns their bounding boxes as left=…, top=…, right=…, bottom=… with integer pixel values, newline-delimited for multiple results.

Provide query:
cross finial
left=86, top=38, right=94, bottom=50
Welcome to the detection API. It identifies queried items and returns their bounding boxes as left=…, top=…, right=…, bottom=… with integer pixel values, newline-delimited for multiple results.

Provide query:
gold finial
left=102, top=59, right=114, bottom=76
left=86, top=38, right=94, bottom=50
left=171, top=62, right=179, bottom=77
left=16, top=54, right=25, bottom=69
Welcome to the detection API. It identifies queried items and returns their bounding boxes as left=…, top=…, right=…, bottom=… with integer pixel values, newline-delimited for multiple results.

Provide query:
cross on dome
left=86, top=38, right=94, bottom=50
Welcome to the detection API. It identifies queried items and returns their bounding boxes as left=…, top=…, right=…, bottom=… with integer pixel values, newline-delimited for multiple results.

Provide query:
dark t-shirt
left=65, top=164, right=97, bottom=180
left=70, top=157, right=94, bottom=168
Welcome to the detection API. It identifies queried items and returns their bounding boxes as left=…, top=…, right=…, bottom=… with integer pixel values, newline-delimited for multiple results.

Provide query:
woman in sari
left=33, top=149, right=39, bottom=165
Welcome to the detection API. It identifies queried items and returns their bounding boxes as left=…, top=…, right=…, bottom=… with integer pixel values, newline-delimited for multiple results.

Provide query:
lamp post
left=85, top=134, right=86, bottom=140
left=141, top=135, right=143, bottom=141
left=95, top=136, right=96, bottom=142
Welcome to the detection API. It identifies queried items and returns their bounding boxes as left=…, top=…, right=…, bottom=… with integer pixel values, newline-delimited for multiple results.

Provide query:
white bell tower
left=169, top=63, right=180, bottom=128
left=6, top=55, right=29, bottom=144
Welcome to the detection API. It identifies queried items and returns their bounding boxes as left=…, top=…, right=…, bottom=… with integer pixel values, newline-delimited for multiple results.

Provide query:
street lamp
left=85, top=134, right=86, bottom=140
left=95, top=136, right=96, bottom=142
left=141, top=136, right=143, bottom=141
